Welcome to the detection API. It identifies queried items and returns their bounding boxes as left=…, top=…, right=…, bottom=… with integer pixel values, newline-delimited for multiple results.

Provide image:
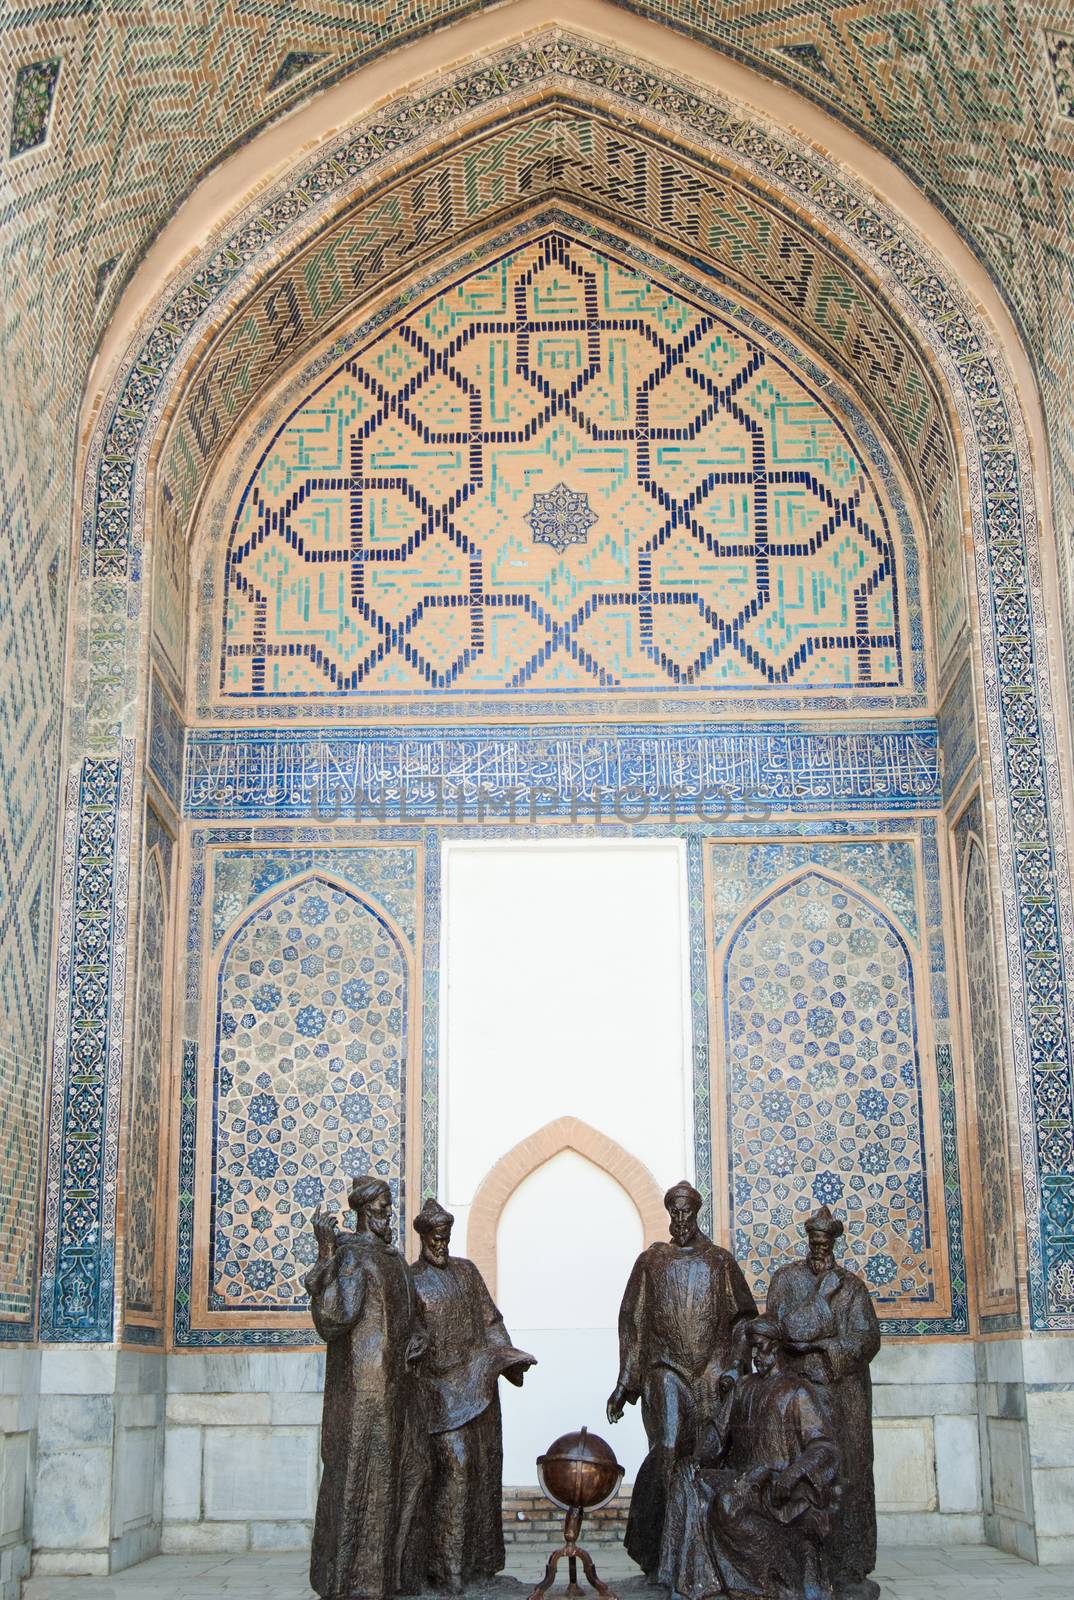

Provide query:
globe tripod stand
left=526, top=1505, right=618, bottom=1600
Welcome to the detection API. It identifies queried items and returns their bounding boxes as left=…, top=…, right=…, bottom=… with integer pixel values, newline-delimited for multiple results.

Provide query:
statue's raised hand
left=311, top=1208, right=339, bottom=1257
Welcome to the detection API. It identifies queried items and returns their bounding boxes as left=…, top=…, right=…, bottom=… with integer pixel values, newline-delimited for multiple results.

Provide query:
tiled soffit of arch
left=158, top=95, right=957, bottom=696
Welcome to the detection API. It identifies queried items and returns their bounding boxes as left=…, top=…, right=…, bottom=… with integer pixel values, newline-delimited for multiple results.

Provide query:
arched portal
left=30, top=5, right=1074, bottom=1575
left=495, top=1147, right=649, bottom=1483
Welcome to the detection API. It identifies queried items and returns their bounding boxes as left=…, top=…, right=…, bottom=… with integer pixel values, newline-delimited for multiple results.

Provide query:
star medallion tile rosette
left=525, top=482, right=598, bottom=555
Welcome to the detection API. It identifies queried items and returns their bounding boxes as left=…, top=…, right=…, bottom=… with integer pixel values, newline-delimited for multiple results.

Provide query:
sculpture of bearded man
left=607, top=1180, right=757, bottom=1575
left=410, top=1198, right=536, bottom=1594
left=766, top=1206, right=881, bottom=1600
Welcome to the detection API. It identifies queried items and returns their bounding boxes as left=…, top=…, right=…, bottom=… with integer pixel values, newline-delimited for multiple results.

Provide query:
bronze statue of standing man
left=766, top=1207, right=881, bottom=1600
left=606, top=1180, right=757, bottom=1575
left=410, top=1198, right=536, bottom=1594
left=305, top=1177, right=427, bottom=1600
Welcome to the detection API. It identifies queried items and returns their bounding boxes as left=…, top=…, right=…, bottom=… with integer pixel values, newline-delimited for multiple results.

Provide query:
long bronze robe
left=658, top=1367, right=841, bottom=1600
left=306, top=1235, right=427, bottom=1600
left=410, top=1255, right=534, bottom=1589
left=615, top=1235, right=757, bottom=1574
left=766, top=1260, right=880, bottom=1588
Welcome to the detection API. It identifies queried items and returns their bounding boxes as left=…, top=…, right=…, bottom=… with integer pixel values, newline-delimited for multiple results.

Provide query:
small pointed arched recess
left=204, top=870, right=412, bottom=1319
left=718, top=865, right=942, bottom=1317
left=123, top=841, right=171, bottom=1332
left=466, top=1117, right=666, bottom=1296
left=958, top=832, right=1018, bottom=1320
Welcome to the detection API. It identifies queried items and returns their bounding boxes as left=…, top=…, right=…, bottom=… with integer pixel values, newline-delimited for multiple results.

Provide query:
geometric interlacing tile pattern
left=724, top=870, right=933, bottom=1307
left=223, top=233, right=902, bottom=698
left=210, top=875, right=406, bottom=1310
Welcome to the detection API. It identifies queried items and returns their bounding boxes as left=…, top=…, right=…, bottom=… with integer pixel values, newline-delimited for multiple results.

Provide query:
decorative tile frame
left=173, top=835, right=421, bottom=1345
left=704, top=830, right=963, bottom=1333
left=120, top=799, right=176, bottom=1347
left=47, top=30, right=1074, bottom=1338
left=40, top=749, right=135, bottom=1340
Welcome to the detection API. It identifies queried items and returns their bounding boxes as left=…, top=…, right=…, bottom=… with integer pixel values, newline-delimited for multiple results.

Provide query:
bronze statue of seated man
left=657, top=1318, right=842, bottom=1600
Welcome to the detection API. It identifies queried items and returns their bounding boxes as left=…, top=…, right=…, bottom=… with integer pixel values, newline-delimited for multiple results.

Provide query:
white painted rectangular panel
left=497, top=1150, right=649, bottom=1484
left=440, top=839, right=693, bottom=1211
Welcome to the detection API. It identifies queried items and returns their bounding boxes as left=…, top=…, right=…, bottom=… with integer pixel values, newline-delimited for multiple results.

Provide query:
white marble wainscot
left=0, top=1348, right=39, bottom=1600
left=871, top=1340, right=983, bottom=1545
left=161, top=1344, right=985, bottom=1553
left=1022, top=1334, right=1074, bottom=1564
left=162, top=1352, right=323, bottom=1553
left=31, top=1347, right=165, bottom=1577
left=976, top=1337, right=1037, bottom=1561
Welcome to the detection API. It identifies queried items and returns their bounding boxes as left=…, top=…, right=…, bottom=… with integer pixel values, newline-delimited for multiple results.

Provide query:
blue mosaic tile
left=9, top=58, right=59, bottom=158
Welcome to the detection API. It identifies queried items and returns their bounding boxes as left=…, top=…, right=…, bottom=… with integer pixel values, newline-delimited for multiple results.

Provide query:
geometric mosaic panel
left=722, top=869, right=935, bottom=1310
left=222, top=233, right=906, bottom=701
left=209, top=874, right=407, bottom=1311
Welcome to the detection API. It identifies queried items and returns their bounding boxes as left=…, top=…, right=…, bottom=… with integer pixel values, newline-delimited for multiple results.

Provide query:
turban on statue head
left=804, top=1204, right=844, bottom=1239
left=413, top=1197, right=455, bottom=1236
left=664, top=1180, right=702, bottom=1213
left=348, top=1175, right=391, bottom=1213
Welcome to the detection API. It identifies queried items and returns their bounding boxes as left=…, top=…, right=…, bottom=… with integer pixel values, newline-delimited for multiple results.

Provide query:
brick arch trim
left=466, top=1117, right=667, bottom=1296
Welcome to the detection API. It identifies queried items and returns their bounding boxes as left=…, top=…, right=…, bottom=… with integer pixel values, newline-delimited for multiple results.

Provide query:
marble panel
left=988, top=1417, right=1033, bottom=1520
left=935, top=1414, right=981, bottom=1512
left=162, top=1428, right=201, bottom=1523
left=33, top=1448, right=111, bottom=1552
left=873, top=1418, right=937, bottom=1512
left=201, top=1427, right=317, bottom=1522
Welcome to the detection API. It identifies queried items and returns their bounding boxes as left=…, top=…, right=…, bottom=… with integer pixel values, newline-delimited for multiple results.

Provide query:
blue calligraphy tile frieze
left=183, top=724, right=940, bottom=819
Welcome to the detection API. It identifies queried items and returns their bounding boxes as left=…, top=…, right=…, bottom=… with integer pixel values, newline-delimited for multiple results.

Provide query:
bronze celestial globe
left=536, top=1426, right=624, bottom=1513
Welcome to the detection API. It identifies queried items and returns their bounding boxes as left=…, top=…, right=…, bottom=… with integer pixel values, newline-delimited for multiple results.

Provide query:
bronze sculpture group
left=307, top=1182, right=535, bottom=1600
left=306, top=1177, right=880, bottom=1600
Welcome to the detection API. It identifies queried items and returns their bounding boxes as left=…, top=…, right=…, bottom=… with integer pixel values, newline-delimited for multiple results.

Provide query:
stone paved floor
left=19, top=1545, right=1074, bottom=1598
